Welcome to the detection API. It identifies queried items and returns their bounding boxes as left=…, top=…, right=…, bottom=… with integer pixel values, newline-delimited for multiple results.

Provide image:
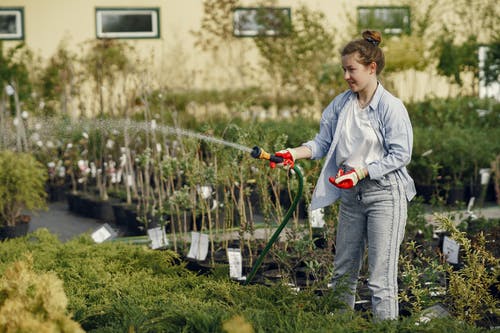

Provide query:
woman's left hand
left=329, top=168, right=366, bottom=189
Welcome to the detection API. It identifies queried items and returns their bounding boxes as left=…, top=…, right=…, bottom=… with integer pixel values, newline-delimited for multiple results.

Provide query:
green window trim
left=357, top=6, right=411, bottom=36
left=95, top=7, right=160, bottom=39
left=233, top=7, right=291, bottom=37
left=0, top=7, right=24, bottom=40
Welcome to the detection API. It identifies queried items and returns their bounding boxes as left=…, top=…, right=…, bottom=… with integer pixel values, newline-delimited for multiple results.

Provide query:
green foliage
left=430, top=0, right=498, bottom=93
left=254, top=4, right=341, bottom=106
left=0, top=42, right=34, bottom=112
left=192, top=0, right=238, bottom=52
left=436, top=214, right=499, bottom=325
left=408, top=97, right=500, bottom=190
left=193, top=0, right=342, bottom=107
left=408, top=96, right=500, bottom=129
left=406, top=197, right=434, bottom=240
left=39, top=40, right=80, bottom=116
left=435, top=34, right=479, bottom=87
left=0, top=231, right=277, bottom=331
left=482, top=39, right=500, bottom=86
left=0, top=255, right=85, bottom=333
left=384, top=35, right=429, bottom=73
left=0, top=150, right=47, bottom=227
left=81, top=39, right=135, bottom=117
left=399, top=241, right=446, bottom=315
left=433, top=0, right=499, bottom=45
left=0, top=229, right=488, bottom=332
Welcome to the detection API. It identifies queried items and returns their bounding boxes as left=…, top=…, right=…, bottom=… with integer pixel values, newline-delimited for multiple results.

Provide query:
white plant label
left=310, top=207, right=325, bottom=228
left=148, top=226, right=168, bottom=250
left=442, top=236, right=460, bottom=264
left=227, top=248, right=243, bottom=279
left=91, top=223, right=116, bottom=243
left=126, top=175, right=134, bottom=187
left=198, top=185, right=212, bottom=199
left=187, top=232, right=209, bottom=261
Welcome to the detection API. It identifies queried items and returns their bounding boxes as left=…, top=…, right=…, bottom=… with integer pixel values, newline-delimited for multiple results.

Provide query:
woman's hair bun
left=362, top=30, right=382, bottom=47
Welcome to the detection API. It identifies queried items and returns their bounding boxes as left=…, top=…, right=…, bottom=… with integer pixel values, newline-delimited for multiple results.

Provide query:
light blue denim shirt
left=304, top=83, right=416, bottom=210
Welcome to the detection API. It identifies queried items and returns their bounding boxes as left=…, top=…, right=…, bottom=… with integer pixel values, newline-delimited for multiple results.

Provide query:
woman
left=272, top=30, right=416, bottom=320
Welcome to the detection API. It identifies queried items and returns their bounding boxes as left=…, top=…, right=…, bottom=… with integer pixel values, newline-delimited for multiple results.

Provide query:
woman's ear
left=370, top=62, right=377, bottom=74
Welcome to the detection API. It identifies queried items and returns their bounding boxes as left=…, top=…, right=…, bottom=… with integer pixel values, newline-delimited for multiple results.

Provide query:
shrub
left=436, top=214, right=499, bottom=325
left=0, top=229, right=492, bottom=332
left=0, top=150, right=47, bottom=227
left=0, top=255, right=84, bottom=332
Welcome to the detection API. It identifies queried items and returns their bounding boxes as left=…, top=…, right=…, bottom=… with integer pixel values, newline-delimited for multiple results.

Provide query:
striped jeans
left=330, top=171, right=407, bottom=320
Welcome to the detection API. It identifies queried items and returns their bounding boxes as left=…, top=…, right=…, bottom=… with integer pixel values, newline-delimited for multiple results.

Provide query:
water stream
left=5, top=117, right=253, bottom=153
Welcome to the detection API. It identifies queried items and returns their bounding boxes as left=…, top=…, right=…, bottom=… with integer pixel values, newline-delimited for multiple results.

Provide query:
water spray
left=58, top=119, right=305, bottom=285
left=245, top=146, right=304, bottom=285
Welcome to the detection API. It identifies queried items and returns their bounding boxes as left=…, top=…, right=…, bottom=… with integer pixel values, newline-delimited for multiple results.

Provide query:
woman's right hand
left=270, top=149, right=296, bottom=169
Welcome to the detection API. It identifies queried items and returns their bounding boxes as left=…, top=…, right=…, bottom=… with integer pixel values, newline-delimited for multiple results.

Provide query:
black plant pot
left=123, top=205, right=143, bottom=236
left=47, top=184, right=67, bottom=202
left=112, top=203, right=128, bottom=226
left=89, top=198, right=117, bottom=222
left=415, top=184, right=437, bottom=203
left=0, top=216, right=30, bottom=240
left=71, top=194, right=92, bottom=217
left=445, top=186, right=466, bottom=206
left=66, top=192, right=78, bottom=212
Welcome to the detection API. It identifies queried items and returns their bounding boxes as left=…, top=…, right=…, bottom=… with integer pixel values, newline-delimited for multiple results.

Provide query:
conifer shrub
left=0, top=255, right=84, bottom=332
left=0, top=229, right=493, bottom=332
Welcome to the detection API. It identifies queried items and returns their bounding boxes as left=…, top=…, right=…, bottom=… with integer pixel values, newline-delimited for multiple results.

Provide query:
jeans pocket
left=373, top=175, right=392, bottom=190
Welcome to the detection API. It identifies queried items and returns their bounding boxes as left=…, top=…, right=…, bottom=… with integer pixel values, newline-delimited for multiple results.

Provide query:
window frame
left=95, top=7, right=160, bottom=39
left=0, top=7, right=24, bottom=40
left=233, top=7, right=291, bottom=37
left=357, top=6, right=411, bottom=36
left=478, top=45, right=500, bottom=101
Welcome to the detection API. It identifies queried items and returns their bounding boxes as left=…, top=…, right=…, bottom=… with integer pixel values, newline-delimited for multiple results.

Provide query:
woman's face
left=341, top=52, right=375, bottom=93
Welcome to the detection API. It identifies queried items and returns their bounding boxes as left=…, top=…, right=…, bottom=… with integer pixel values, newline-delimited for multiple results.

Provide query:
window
left=0, top=7, right=24, bottom=40
left=357, top=6, right=411, bottom=36
left=96, top=8, right=159, bottom=39
left=479, top=45, right=500, bottom=101
left=233, top=7, right=291, bottom=37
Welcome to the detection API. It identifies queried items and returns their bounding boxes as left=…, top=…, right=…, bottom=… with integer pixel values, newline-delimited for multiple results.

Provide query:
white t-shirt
left=336, top=97, right=384, bottom=168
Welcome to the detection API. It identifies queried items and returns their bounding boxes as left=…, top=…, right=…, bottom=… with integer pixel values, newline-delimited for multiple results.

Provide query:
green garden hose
left=244, top=163, right=304, bottom=285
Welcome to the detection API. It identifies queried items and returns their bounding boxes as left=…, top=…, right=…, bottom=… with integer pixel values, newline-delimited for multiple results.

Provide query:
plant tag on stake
left=197, top=185, right=212, bottom=199
left=147, top=226, right=169, bottom=250
left=91, top=223, right=117, bottom=243
left=309, top=207, right=325, bottom=228
left=442, top=236, right=460, bottom=264
left=187, top=232, right=209, bottom=261
left=227, top=248, right=245, bottom=281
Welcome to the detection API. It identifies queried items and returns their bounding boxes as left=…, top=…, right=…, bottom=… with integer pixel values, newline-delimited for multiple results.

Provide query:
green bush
left=408, top=97, right=500, bottom=194
left=436, top=214, right=499, bottom=326
left=0, top=229, right=493, bottom=332
left=0, top=150, right=47, bottom=227
left=407, top=96, right=500, bottom=129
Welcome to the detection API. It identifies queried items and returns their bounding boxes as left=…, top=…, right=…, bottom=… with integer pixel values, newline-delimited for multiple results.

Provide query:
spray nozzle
left=251, top=146, right=284, bottom=164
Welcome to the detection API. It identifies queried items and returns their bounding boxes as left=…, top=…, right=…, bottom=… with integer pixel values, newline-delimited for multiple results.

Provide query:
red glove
left=270, top=149, right=295, bottom=169
left=329, top=168, right=366, bottom=189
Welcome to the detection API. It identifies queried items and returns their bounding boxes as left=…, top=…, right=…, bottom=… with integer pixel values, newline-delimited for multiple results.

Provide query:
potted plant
left=0, top=150, right=47, bottom=239
left=409, top=127, right=442, bottom=203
